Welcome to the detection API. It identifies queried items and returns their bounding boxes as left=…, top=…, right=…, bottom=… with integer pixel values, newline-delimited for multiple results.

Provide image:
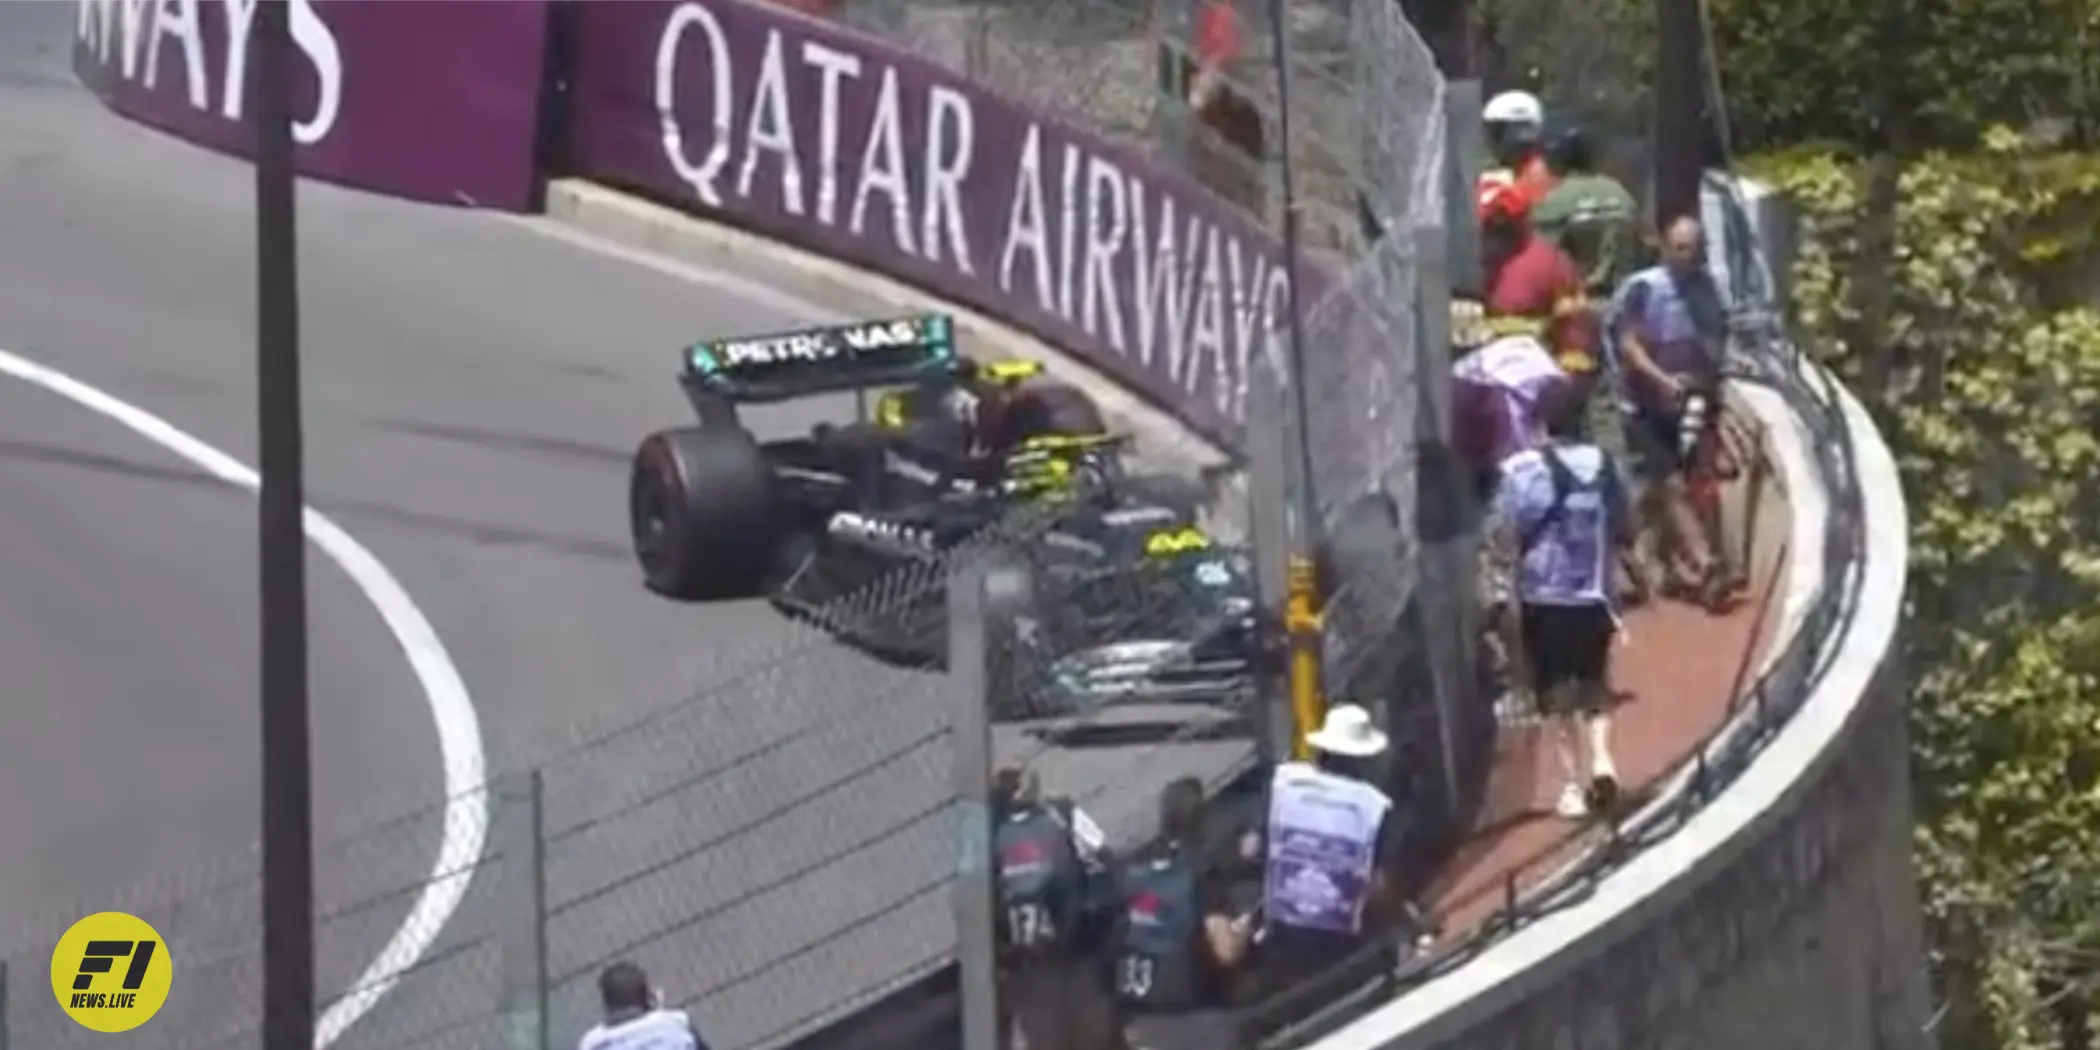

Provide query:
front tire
left=629, top=425, right=776, bottom=599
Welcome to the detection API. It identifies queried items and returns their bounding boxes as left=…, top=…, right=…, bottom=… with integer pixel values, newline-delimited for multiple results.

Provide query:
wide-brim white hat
left=1305, top=704, right=1389, bottom=758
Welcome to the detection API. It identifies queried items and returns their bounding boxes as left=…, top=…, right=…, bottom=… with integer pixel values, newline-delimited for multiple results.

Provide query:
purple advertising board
left=565, top=0, right=1324, bottom=445
left=74, top=0, right=551, bottom=212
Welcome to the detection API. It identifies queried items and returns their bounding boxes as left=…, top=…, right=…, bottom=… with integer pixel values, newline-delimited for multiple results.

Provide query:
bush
left=1479, top=0, right=2100, bottom=154
left=1750, top=135, right=2100, bottom=1050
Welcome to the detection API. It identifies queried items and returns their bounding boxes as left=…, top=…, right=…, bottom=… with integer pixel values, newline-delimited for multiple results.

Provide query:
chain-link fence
left=0, top=434, right=1294, bottom=1050
left=826, top=0, right=1482, bottom=883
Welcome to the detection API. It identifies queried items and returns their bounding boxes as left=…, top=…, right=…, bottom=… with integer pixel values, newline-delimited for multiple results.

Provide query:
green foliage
left=1711, top=0, right=2100, bottom=151
left=1751, top=136, right=2100, bottom=1049
left=1479, top=0, right=2100, bottom=154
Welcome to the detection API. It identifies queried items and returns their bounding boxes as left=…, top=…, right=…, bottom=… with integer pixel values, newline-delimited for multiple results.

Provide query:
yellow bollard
left=1284, top=555, right=1326, bottom=760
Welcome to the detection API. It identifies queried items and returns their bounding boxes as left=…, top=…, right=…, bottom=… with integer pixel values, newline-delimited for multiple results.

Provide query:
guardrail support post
left=947, top=560, right=1001, bottom=1050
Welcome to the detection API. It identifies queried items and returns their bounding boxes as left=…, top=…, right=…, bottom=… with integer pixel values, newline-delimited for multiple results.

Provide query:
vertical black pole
left=1265, top=0, right=1318, bottom=543
left=1267, top=0, right=1329, bottom=754
left=1653, top=0, right=1706, bottom=226
left=253, top=2, right=313, bottom=1048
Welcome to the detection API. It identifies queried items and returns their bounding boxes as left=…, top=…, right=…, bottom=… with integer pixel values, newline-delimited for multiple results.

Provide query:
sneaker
left=1555, top=783, right=1589, bottom=819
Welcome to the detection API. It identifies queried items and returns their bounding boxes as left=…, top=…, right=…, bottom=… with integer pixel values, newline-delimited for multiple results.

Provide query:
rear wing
left=681, top=314, right=963, bottom=403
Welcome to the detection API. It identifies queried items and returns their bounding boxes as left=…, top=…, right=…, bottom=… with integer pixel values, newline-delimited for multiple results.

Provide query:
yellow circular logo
left=49, top=912, right=173, bottom=1032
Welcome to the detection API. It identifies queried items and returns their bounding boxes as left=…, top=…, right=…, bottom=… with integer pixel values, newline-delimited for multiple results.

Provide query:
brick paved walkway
left=1423, top=437, right=1794, bottom=939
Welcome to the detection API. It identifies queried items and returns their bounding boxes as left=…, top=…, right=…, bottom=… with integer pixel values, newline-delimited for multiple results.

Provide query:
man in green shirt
left=1531, top=128, right=1640, bottom=296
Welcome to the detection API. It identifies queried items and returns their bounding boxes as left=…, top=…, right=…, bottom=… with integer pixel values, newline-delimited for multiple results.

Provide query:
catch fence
left=0, top=471, right=1279, bottom=1050
left=827, top=0, right=1486, bottom=913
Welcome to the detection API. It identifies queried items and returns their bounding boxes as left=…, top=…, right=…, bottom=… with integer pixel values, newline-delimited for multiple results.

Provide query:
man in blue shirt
left=1492, top=382, right=1633, bottom=819
left=1611, top=214, right=1733, bottom=605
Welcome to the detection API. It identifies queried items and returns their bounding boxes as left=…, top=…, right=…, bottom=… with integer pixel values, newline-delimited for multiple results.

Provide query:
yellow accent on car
left=980, top=359, right=1043, bottom=384
left=1143, top=527, right=1212, bottom=557
left=874, top=392, right=907, bottom=428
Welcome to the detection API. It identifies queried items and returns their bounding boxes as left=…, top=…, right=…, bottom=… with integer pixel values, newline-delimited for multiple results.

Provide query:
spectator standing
left=1256, top=705, right=1410, bottom=978
left=993, top=767, right=1122, bottom=1050
left=1478, top=183, right=1590, bottom=375
left=577, top=962, right=707, bottom=1050
left=1479, top=91, right=1554, bottom=205
left=1168, top=0, right=1264, bottom=214
left=1452, top=333, right=1566, bottom=695
left=1531, top=127, right=1640, bottom=297
left=1610, top=214, right=1738, bottom=606
left=1491, top=384, right=1632, bottom=819
left=1115, top=777, right=1255, bottom=1050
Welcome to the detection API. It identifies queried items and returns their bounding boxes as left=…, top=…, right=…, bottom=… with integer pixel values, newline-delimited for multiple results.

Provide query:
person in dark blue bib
left=1116, top=778, right=1255, bottom=1050
left=993, top=767, right=1120, bottom=1050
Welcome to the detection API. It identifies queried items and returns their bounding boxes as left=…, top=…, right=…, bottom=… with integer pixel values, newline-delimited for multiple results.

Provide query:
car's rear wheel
left=629, top=425, right=777, bottom=599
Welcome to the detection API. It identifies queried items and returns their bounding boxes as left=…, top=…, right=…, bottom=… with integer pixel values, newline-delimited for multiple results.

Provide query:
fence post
left=496, top=770, right=550, bottom=1050
left=947, top=559, right=1000, bottom=1050
left=1410, top=222, right=1468, bottom=822
left=1247, top=374, right=1297, bottom=764
left=1442, top=80, right=1483, bottom=288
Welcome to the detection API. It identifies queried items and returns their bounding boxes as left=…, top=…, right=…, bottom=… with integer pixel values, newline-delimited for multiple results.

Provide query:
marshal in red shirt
left=1484, top=236, right=1597, bottom=372
left=1486, top=235, right=1580, bottom=317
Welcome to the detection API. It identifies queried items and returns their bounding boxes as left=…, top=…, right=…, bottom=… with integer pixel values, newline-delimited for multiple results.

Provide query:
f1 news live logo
left=49, top=912, right=173, bottom=1033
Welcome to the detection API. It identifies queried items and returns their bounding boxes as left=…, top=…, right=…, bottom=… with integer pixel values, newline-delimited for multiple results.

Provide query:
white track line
left=0, top=346, right=489, bottom=1048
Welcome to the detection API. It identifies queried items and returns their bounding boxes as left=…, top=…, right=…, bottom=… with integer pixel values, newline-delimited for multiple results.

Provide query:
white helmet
left=1482, top=90, right=1544, bottom=130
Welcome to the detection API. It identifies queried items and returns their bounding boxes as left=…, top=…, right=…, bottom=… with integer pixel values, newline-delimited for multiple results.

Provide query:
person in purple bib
left=1492, top=382, right=1634, bottom=819
left=1252, top=705, right=1422, bottom=984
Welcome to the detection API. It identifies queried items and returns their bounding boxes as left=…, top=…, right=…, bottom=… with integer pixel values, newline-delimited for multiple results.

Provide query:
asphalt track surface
left=0, top=8, right=1250, bottom=1049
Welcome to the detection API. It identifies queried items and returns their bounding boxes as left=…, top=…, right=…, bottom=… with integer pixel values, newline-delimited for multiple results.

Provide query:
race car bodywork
left=627, top=314, right=1272, bottom=717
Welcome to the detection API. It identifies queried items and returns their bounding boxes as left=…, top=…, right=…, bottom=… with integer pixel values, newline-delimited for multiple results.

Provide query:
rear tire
left=629, top=425, right=776, bottom=600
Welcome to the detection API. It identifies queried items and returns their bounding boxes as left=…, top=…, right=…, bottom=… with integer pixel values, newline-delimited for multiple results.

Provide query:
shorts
left=1518, top=601, right=1616, bottom=713
left=1627, top=408, right=1688, bottom=482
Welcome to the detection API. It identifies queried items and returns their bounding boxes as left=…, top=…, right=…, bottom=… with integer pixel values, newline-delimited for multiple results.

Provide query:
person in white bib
left=1255, top=705, right=1411, bottom=979
left=577, top=962, right=707, bottom=1050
